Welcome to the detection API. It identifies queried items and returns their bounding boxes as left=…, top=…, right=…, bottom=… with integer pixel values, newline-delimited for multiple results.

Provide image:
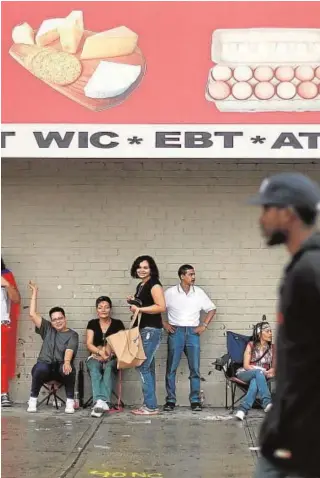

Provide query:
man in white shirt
left=163, top=264, right=216, bottom=411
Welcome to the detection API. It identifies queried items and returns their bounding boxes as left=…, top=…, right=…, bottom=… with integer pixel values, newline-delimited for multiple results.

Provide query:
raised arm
left=28, top=281, right=42, bottom=329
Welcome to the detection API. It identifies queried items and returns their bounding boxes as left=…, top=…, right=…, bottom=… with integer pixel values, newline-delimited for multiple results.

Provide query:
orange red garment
left=1, top=269, right=20, bottom=393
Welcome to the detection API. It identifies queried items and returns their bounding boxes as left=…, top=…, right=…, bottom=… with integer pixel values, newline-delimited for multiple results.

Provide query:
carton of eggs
left=205, top=28, right=320, bottom=112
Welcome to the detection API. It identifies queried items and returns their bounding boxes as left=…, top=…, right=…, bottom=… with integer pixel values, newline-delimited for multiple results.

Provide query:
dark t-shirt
left=86, top=318, right=125, bottom=347
left=36, top=318, right=79, bottom=364
left=134, top=278, right=163, bottom=329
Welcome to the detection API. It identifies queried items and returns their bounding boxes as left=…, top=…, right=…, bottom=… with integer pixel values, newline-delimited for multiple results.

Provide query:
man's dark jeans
left=30, top=361, right=76, bottom=399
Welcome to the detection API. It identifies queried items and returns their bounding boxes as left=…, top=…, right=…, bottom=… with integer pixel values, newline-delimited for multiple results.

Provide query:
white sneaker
left=27, top=397, right=37, bottom=413
left=264, top=403, right=273, bottom=413
left=91, top=408, right=103, bottom=418
left=91, top=399, right=108, bottom=418
left=65, top=398, right=75, bottom=414
left=235, top=410, right=246, bottom=421
left=97, top=399, right=109, bottom=411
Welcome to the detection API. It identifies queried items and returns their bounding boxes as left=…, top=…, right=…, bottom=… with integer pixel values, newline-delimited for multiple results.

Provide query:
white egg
left=254, top=66, right=274, bottom=82
left=254, top=82, right=275, bottom=100
left=233, top=66, right=253, bottom=82
left=276, top=82, right=296, bottom=100
left=232, top=82, right=252, bottom=100
left=297, top=81, right=318, bottom=99
left=275, top=66, right=295, bottom=82
left=295, top=66, right=314, bottom=81
left=211, top=65, right=232, bottom=81
left=208, top=80, right=231, bottom=100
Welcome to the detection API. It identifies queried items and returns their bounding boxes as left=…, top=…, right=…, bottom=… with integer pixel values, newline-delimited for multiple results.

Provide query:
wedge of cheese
left=81, top=26, right=138, bottom=60
left=36, top=18, right=63, bottom=47
left=12, top=22, right=35, bottom=45
left=84, top=61, right=141, bottom=98
left=59, top=11, right=84, bottom=54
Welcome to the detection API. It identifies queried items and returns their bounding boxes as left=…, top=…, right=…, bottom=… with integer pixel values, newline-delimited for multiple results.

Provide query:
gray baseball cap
left=248, top=172, right=320, bottom=211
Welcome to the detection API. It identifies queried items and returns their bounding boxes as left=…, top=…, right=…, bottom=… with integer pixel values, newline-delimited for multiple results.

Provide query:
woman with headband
left=235, top=322, right=275, bottom=420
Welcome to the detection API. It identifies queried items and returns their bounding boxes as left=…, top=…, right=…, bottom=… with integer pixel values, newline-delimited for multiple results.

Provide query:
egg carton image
left=205, top=28, right=320, bottom=112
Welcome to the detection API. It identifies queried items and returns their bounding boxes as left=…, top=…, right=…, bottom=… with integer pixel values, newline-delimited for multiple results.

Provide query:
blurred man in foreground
left=249, top=173, right=320, bottom=478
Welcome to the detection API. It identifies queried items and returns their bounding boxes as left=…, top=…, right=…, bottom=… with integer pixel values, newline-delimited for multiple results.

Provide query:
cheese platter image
left=205, top=28, right=320, bottom=112
left=9, top=11, right=145, bottom=111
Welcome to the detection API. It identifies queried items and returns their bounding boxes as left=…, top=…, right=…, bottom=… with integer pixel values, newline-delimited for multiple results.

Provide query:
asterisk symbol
left=127, top=136, right=143, bottom=145
left=251, top=136, right=266, bottom=144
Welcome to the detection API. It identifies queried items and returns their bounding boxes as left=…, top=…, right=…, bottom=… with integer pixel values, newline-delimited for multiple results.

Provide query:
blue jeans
left=165, top=326, right=201, bottom=404
left=87, top=357, right=117, bottom=403
left=254, top=455, right=307, bottom=478
left=237, top=369, right=271, bottom=412
left=137, top=327, right=162, bottom=410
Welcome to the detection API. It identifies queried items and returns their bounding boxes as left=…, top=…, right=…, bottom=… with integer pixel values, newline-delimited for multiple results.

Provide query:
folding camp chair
left=38, top=380, right=66, bottom=410
left=78, top=360, right=124, bottom=411
left=214, top=330, right=270, bottom=411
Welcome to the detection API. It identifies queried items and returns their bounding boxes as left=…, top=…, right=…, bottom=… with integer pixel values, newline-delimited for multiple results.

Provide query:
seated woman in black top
left=86, top=296, right=125, bottom=418
left=128, top=255, right=166, bottom=416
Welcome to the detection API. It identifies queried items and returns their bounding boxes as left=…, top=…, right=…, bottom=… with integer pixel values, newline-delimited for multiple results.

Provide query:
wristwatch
left=202, top=323, right=209, bottom=328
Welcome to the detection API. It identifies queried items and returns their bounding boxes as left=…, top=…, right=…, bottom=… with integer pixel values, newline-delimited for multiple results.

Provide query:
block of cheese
left=84, top=61, right=141, bottom=98
left=36, top=18, right=63, bottom=47
left=59, top=11, right=84, bottom=54
left=81, top=26, right=138, bottom=60
left=12, top=22, right=35, bottom=45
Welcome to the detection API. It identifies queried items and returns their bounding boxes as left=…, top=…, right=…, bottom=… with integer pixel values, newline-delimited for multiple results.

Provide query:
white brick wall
left=2, top=158, right=320, bottom=406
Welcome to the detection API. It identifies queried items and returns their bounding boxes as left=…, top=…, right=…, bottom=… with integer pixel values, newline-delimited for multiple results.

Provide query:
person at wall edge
left=1, top=257, right=21, bottom=407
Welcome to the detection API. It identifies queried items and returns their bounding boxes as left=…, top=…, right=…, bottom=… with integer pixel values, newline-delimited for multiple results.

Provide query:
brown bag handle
left=129, top=309, right=142, bottom=329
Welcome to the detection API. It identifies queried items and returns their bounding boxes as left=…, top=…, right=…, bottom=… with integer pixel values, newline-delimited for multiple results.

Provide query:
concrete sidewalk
left=1, top=406, right=262, bottom=478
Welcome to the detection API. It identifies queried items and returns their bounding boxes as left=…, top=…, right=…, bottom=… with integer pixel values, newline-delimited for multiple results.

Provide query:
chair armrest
left=213, top=353, right=229, bottom=371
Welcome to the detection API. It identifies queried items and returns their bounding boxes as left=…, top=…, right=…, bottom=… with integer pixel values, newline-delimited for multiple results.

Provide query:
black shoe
left=163, top=402, right=175, bottom=412
left=1, top=393, right=13, bottom=408
left=191, top=402, right=202, bottom=411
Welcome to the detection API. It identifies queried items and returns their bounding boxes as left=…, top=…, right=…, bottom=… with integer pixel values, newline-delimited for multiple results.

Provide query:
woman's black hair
left=96, top=296, right=112, bottom=308
left=1, top=258, right=6, bottom=271
left=252, top=321, right=272, bottom=344
left=130, top=255, right=160, bottom=279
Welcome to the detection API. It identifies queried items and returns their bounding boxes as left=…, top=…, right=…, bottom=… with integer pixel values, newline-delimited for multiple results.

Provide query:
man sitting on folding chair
left=27, top=281, right=79, bottom=414
left=234, top=322, right=275, bottom=420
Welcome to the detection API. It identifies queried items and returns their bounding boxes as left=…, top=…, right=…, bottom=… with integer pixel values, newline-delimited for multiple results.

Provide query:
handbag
left=127, top=298, right=143, bottom=307
left=106, top=309, right=146, bottom=369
